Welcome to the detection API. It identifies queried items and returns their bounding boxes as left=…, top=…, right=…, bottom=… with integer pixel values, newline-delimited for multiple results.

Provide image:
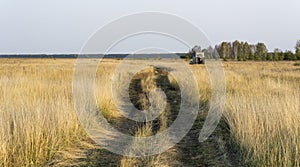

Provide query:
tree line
left=200, top=40, right=300, bottom=61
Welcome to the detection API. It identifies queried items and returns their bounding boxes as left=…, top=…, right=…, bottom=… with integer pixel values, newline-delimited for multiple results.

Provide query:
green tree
left=295, top=40, right=300, bottom=60
left=232, top=40, right=240, bottom=60
left=254, top=52, right=259, bottom=60
left=273, top=48, right=281, bottom=61
left=220, top=42, right=231, bottom=60
left=237, top=42, right=244, bottom=61
left=266, top=53, right=273, bottom=61
left=284, top=51, right=296, bottom=61
left=249, top=53, right=254, bottom=60
left=261, top=53, right=267, bottom=61
left=279, top=52, right=285, bottom=61
left=202, top=46, right=214, bottom=59
left=256, top=42, right=268, bottom=60
left=243, top=42, right=251, bottom=60
left=296, top=52, right=300, bottom=60
left=296, top=40, right=300, bottom=53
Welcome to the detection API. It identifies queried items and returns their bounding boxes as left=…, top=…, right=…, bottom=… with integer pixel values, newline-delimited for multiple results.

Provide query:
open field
left=0, top=59, right=299, bottom=166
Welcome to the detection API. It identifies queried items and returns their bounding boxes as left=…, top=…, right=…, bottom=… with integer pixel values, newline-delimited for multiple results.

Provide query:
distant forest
left=192, top=40, right=300, bottom=61
left=1, top=40, right=299, bottom=61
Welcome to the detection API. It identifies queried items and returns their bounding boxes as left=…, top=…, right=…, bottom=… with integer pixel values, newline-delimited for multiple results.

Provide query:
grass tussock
left=293, top=62, right=300, bottom=66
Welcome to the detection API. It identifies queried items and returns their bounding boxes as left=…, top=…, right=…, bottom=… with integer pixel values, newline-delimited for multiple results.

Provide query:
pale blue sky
left=0, top=0, right=299, bottom=54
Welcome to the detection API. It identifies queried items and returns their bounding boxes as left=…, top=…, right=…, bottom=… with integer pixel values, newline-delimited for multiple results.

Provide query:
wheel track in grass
left=81, top=67, right=243, bottom=167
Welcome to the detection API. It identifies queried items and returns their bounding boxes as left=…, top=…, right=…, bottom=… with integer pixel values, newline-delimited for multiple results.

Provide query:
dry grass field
left=0, top=58, right=299, bottom=166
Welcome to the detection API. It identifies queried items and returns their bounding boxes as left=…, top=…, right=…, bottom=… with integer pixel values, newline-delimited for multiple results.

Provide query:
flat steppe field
left=0, top=58, right=299, bottom=166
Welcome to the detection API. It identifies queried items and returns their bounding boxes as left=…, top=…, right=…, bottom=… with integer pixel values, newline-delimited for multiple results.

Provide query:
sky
left=0, top=0, right=299, bottom=54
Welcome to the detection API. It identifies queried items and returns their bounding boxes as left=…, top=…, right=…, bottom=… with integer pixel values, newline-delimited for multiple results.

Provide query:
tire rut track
left=81, top=67, right=243, bottom=167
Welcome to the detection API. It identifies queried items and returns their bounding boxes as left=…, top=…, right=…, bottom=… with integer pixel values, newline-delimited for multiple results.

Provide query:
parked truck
left=189, top=46, right=205, bottom=64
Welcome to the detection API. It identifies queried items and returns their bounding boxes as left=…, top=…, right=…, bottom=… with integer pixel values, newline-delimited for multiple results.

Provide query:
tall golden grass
left=191, top=61, right=299, bottom=166
left=0, top=59, right=88, bottom=166
left=0, top=59, right=299, bottom=166
left=223, top=62, right=299, bottom=166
